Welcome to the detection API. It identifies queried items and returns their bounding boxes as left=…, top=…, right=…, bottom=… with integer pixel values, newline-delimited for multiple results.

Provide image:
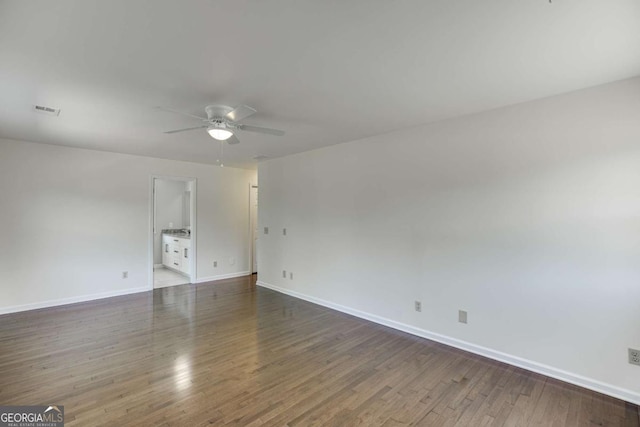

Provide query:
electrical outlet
left=414, top=301, right=422, bottom=312
left=213, top=261, right=217, bottom=268
left=122, top=271, right=128, bottom=279
left=629, top=348, right=640, bottom=366
left=290, top=272, right=293, bottom=280
left=264, top=227, right=269, bottom=235
left=282, top=270, right=287, bottom=278
left=283, top=228, right=287, bottom=236
left=458, top=310, right=468, bottom=324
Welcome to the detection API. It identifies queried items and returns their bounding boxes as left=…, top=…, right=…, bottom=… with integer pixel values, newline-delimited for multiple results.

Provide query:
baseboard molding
left=153, top=263, right=164, bottom=269
left=0, top=286, right=150, bottom=315
left=196, top=271, right=251, bottom=284
left=257, top=280, right=640, bottom=405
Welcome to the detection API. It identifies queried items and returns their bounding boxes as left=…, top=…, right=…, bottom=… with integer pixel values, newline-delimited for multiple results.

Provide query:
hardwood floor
left=1, top=275, right=638, bottom=426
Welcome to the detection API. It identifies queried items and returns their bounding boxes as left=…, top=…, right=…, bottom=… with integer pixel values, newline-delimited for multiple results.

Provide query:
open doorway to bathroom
left=151, top=176, right=196, bottom=288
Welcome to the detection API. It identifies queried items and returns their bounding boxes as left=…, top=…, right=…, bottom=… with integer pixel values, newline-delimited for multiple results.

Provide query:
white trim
left=190, top=179, right=197, bottom=283
left=148, top=175, right=155, bottom=290
left=196, top=271, right=252, bottom=283
left=256, top=280, right=640, bottom=405
left=153, top=263, right=164, bottom=269
left=249, top=183, right=253, bottom=274
left=0, top=286, right=149, bottom=315
left=249, top=184, right=258, bottom=274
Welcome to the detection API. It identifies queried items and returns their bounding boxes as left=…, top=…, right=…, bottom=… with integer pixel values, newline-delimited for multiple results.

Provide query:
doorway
left=150, top=176, right=197, bottom=289
left=250, top=185, right=258, bottom=274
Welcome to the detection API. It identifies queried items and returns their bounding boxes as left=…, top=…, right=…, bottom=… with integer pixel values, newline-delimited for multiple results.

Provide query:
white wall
left=257, top=77, right=640, bottom=403
left=0, top=138, right=256, bottom=313
left=153, top=179, right=187, bottom=264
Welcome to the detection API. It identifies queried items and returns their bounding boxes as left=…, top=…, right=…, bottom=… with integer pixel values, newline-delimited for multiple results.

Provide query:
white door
left=250, top=185, right=258, bottom=273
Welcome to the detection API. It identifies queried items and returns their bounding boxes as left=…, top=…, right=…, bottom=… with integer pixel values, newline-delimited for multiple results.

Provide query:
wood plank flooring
left=1, top=275, right=638, bottom=426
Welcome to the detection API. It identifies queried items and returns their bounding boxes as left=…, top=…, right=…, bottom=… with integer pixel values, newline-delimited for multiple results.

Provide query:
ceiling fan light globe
left=207, top=127, right=234, bottom=141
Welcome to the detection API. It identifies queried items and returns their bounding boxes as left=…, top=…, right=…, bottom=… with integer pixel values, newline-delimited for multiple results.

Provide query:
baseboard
left=257, top=280, right=640, bottom=405
left=0, top=286, right=150, bottom=315
left=196, top=271, right=251, bottom=284
left=153, top=263, right=164, bottom=269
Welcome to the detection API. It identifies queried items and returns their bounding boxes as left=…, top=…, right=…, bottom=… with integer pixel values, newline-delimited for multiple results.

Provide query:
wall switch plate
left=282, top=270, right=287, bottom=278
left=414, top=301, right=422, bottom=312
left=458, top=310, right=468, bottom=324
left=629, top=348, right=640, bottom=366
left=213, top=261, right=217, bottom=267
left=264, top=227, right=269, bottom=235
left=122, top=271, right=128, bottom=279
left=283, top=228, right=287, bottom=236
left=290, top=272, right=293, bottom=280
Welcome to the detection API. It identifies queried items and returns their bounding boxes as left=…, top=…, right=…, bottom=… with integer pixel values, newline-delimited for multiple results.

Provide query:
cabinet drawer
left=169, top=256, right=181, bottom=269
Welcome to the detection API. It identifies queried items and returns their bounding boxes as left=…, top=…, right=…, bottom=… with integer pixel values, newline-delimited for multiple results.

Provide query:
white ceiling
left=1, top=1, right=639, bottom=169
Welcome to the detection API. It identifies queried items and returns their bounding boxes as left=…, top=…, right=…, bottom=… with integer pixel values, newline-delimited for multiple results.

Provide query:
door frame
left=249, top=184, right=258, bottom=274
left=148, top=175, right=198, bottom=289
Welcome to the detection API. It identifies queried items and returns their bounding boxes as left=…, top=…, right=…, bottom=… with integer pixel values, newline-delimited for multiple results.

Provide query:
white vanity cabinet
left=162, top=234, right=191, bottom=275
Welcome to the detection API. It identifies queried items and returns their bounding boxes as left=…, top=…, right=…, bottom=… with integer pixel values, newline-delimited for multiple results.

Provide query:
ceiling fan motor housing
left=205, top=105, right=234, bottom=121
left=210, top=120, right=229, bottom=129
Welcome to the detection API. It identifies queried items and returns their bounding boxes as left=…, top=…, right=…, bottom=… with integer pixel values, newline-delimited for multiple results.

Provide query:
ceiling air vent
left=253, top=155, right=268, bottom=161
left=33, top=105, right=61, bottom=116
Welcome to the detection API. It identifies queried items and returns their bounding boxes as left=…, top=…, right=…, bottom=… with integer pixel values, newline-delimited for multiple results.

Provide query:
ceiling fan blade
left=226, top=135, right=241, bottom=145
left=155, top=106, right=207, bottom=121
left=237, top=124, right=285, bottom=136
left=225, top=105, right=256, bottom=122
left=164, top=125, right=209, bottom=134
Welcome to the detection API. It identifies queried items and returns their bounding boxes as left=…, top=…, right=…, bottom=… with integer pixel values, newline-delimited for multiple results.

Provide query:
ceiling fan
left=158, top=104, right=285, bottom=144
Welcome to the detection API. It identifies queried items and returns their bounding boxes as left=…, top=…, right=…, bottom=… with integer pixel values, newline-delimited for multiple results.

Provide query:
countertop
left=162, top=232, right=191, bottom=240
